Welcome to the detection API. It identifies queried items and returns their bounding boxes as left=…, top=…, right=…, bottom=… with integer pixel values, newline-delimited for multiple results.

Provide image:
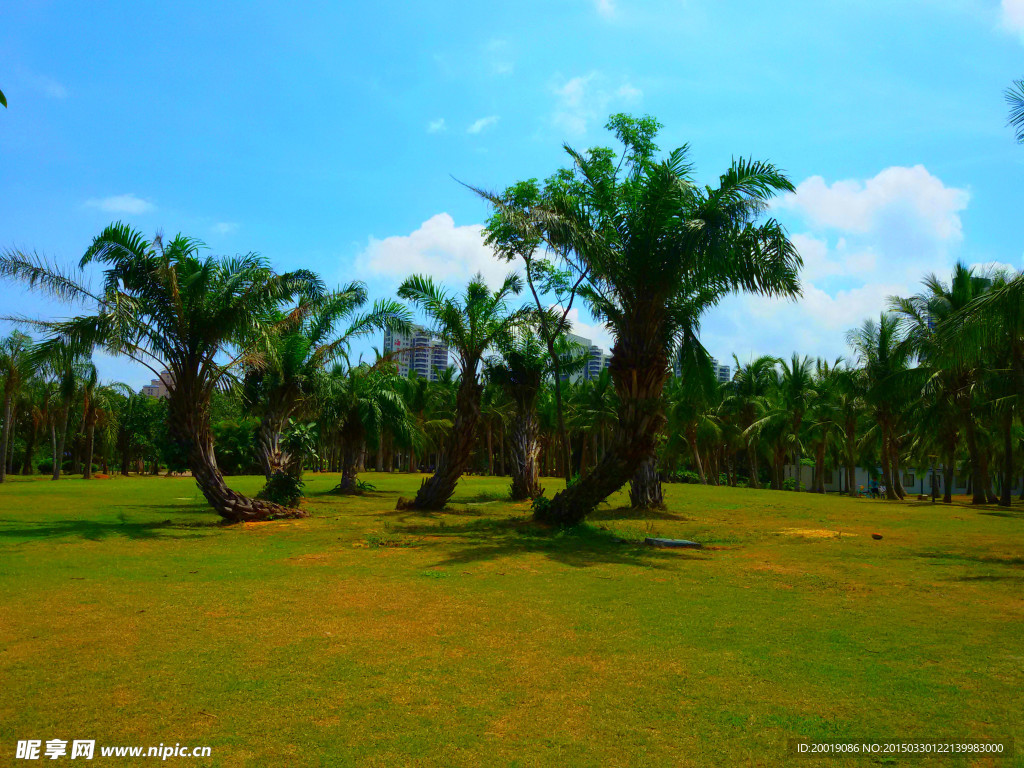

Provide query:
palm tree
left=724, top=354, right=778, bottom=489
left=1007, top=79, right=1024, bottom=144
left=244, top=284, right=410, bottom=483
left=935, top=268, right=1024, bottom=506
left=487, top=115, right=802, bottom=525
left=324, top=360, right=413, bottom=493
left=395, top=272, right=528, bottom=510
left=0, top=331, right=34, bottom=483
left=0, top=223, right=321, bottom=521
left=847, top=315, right=913, bottom=501
left=777, top=354, right=816, bottom=491
left=892, top=263, right=995, bottom=504
left=486, top=328, right=584, bottom=500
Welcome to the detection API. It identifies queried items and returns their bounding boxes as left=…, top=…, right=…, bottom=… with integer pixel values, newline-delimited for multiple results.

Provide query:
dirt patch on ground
left=779, top=528, right=856, bottom=539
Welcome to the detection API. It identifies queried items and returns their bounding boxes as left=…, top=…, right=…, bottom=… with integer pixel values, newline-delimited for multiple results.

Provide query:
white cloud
left=551, top=72, right=642, bottom=136
left=467, top=115, right=499, bottom=134
left=356, top=213, right=515, bottom=288
left=774, top=165, right=968, bottom=241
left=85, top=193, right=155, bottom=215
left=557, top=305, right=615, bottom=352
left=1001, top=0, right=1024, bottom=34
left=701, top=166, right=971, bottom=362
left=594, top=0, right=616, bottom=18
left=212, top=222, right=238, bottom=235
left=427, top=118, right=446, bottom=133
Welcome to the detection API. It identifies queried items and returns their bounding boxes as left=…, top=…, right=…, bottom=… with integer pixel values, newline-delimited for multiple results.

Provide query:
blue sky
left=2, top=0, right=1023, bottom=386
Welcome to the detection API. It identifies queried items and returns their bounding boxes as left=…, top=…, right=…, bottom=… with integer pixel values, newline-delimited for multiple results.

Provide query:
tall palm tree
left=396, top=272, right=528, bottom=510
left=777, top=354, right=816, bottom=491
left=0, top=331, right=34, bottom=483
left=935, top=268, right=1024, bottom=506
left=487, top=115, right=802, bottom=525
left=847, top=315, right=913, bottom=501
left=724, top=354, right=778, bottom=489
left=0, top=223, right=321, bottom=521
left=892, top=263, right=995, bottom=504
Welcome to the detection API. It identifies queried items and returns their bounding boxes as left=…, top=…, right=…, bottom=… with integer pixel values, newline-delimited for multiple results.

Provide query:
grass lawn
left=0, top=473, right=1021, bottom=767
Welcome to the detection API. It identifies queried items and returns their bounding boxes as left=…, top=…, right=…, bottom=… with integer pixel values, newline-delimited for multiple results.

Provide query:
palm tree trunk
left=942, top=459, right=955, bottom=504
left=999, top=410, right=1013, bottom=507
left=53, top=408, right=69, bottom=480
left=534, top=332, right=669, bottom=527
left=401, top=375, right=482, bottom=510
left=0, top=393, right=11, bottom=483
left=83, top=421, right=95, bottom=480
left=629, top=452, right=664, bottom=509
left=509, top=407, right=542, bottom=501
left=686, top=424, right=706, bottom=483
left=21, top=421, right=37, bottom=475
left=170, top=385, right=304, bottom=521
left=747, top=445, right=761, bottom=489
left=962, top=411, right=986, bottom=504
left=486, top=423, right=494, bottom=476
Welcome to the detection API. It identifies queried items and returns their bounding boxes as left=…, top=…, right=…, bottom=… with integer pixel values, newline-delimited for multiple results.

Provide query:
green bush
left=669, top=470, right=701, bottom=484
left=782, top=477, right=797, bottom=491
left=256, top=472, right=304, bottom=507
left=36, top=459, right=53, bottom=475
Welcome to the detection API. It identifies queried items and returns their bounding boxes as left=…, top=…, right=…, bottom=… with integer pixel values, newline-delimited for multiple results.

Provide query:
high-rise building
left=383, top=325, right=450, bottom=382
left=709, top=358, right=732, bottom=384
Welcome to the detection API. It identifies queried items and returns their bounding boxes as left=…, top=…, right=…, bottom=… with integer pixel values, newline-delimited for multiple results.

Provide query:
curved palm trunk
left=629, top=453, right=664, bottom=509
left=686, top=424, right=706, bottom=484
left=534, top=327, right=669, bottom=527
left=170, top=386, right=304, bottom=521
left=509, top=407, right=542, bottom=501
left=400, top=376, right=482, bottom=510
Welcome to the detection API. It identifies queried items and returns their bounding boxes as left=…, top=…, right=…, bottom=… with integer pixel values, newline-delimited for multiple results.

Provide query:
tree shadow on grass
left=980, top=509, right=1024, bottom=520
left=590, top=505, right=694, bottom=522
left=386, top=516, right=703, bottom=570
left=916, top=550, right=1024, bottom=567
left=0, top=516, right=214, bottom=543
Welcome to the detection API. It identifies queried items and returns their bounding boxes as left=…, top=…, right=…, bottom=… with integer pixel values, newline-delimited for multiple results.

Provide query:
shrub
left=668, top=470, right=701, bottom=484
left=256, top=472, right=304, bottom=507
left=36, top=459, right=53, bottom=475
left=782, top=477, right=797, bottom=491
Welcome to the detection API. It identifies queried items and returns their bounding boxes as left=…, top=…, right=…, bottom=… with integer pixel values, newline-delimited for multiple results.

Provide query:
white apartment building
left=383, top=325, right=450, bottom=382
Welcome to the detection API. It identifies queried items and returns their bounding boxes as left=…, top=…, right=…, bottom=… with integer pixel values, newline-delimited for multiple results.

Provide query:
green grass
left=1, top=473, right=1021, bottom=767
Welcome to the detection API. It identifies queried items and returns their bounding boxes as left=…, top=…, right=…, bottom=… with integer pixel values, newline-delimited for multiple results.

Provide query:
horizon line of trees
left=2, top=107, right=1022, bottom=523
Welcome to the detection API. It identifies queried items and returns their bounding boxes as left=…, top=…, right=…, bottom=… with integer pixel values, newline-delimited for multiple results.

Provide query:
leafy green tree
left=0, top=223, right=321, bottom=521
left=395, top=273, right=528, bottom=510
